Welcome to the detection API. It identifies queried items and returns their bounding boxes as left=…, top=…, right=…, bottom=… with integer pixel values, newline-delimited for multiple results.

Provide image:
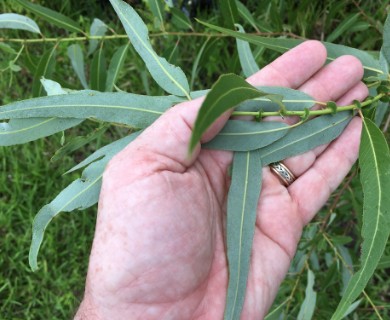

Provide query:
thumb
left=123, top=96, right=232, bottom=168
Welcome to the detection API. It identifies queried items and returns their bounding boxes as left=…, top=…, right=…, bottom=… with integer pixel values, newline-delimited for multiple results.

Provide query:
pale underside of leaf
left=331, top=117, right=390, bottom=319
left=0, top=13, right=41, bottom=33
left=29, top=132, right=141, bottom=271
left=235, top=24, right=259, bottom=77
left=225, top=150, right=262, bottom=319
left=0, top=118, right=83, bottom=146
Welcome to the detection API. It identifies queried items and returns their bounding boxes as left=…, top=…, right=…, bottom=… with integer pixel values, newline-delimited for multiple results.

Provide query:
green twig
left=231, top=93, right=387, bottom=119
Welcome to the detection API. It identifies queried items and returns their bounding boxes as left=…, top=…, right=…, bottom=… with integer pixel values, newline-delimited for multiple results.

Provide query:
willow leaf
left=297, top=270, right=317, bottom=320
left=0, top=13, right=41, bottom=34
left=88, top=18, right=108, bottom=55
left=109, top=0, right=190, bottom=98
left=0, top=92, right=180, bottom=128
left=236, top=24, right=259, bottom=77
left=67, top=132, right=140, bottom=173
left=14, top=0, right=83, bottom=34
left=235, top=1, right=259, bottom=32
left=260, top=112, right=353, bottom=165
left=380, top=14, right=390, bottom=72
left=225, top=150, right=262, bottom=320
left=331, top=117, right=390, bottom=320
left=264, top=299, right=290, bottom=320
left=170, top=7, right=193, bottom=31
left=0, top=118, right=82, bottom=146
left=105, top=44, right=129, bottom=92
left=218, top=0, right=238, bottom=29
left=197, top=20, right=382, bottom=75
left=32, top=46, right=56, bottom=97
left=0, top=43, right=16, bottom=54
left=204, top=120, right=288, bottom=151
left=90, top=45, right=107, bottom=91
left=29, top=132, right=140, bottom=271
left=326, top=13, right=360, bottom=43
left=189, top=74, right=274, bottom=153
left=147, top=0, right=165, bottom=30
left=236, top=86, right=315, bottom=112
left=67, top=44, right=89, bottom=89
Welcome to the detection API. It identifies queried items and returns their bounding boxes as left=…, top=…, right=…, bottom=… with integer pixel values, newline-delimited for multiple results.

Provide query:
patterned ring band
left=269, top=161, right=296, bottom=187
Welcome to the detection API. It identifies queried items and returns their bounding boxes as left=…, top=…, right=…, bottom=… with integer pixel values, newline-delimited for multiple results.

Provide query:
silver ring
left=269, top=162, right=296, bottom=187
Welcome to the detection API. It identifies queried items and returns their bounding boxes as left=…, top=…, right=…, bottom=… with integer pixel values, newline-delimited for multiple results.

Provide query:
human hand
left=75, top=41, right=368, bottom=320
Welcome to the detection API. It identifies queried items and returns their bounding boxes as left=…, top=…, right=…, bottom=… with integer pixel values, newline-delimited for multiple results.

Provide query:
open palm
left=76, top=41, right=368, bottom=320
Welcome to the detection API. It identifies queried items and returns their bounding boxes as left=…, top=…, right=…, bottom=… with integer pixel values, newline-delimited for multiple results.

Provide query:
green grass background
left=1, top=0, right=389, bottom=319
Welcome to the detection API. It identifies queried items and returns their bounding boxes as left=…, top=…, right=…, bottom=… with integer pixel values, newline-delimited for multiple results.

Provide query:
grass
left=0, top=0, right=389, bottom=318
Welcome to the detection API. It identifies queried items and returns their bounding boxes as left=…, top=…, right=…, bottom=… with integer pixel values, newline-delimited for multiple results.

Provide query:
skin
left=75, top=41, right=368, bottom=320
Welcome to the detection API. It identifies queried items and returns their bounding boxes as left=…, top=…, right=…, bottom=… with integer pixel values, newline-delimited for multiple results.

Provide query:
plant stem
left=231, top=93, right=387, bottom=119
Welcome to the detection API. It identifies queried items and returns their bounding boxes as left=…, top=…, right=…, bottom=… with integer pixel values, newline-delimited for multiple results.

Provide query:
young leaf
left=88, top=18, right=108, bottom=56
left=67, top=44, right=89, bottom=89
left=203, top=120, right=289, bottom=151
left=0, top=91, right=181, bottom=128
left=29, top=132, right=140, bottom=271
left=297, top=269, right=317, bottom=320
left=90, top=45, right=107, bottom=91
left=260, top=112, right=353, bottom=165
left=40, top=78, right=69, bottom=95
left=264, top=299, right=290, bottom=320
left=235, top=24, right=259, bottom=77
left=32, top=46, right=57, bottom=97
left=0, top=43, right=17, bottom=54
left=0, top=13, right=41, bottom=34
left=109, top=0, right=190, bottom=98
left=225, top=150, right=262, bottom=320
left=331, top=117, right=390, bottom=320
left=218, top=0, right=238, bottom=29
left=197, top=20, right=382, bottom=75
left=189, top=74, right=274, bottom=153
left=14, top=0, right=83, bottom=34
left=0, top=118, right=83, bottom=146
left=105, top=44, right=129, bottom=92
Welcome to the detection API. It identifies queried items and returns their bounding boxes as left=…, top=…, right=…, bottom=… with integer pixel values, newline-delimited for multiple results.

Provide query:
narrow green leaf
left=380, top=14, right=390, bottom=72
left=170, top=7, right=193, bottom=31
left=189, top=74, right=273, bottom=153
left=67, top=44, right=89, bottom=89
left=0, top=13, right=41, bottom=33
left=90, top=44, right=107, bottom=91
left=260, top=112, right=353, bottom=165
left=0, top=118, right=82, bottom=146
left=88, top=18, right=108, bottom=55
left=0, top=91, right=180, bottom=128
left=224, top=150, right=262, bottom=320
left=235, top=24, right=259, bottom=77
left=218, top=0, right=239, bottom=29
left=331, top=117, right=390, bottom=320
left=190, top=38, right=211, bottom=90
left=29, top=133, right=140, bottom=271
left=14, top=0, right=83, bottom=34
left=297, top=269, right=317, bottom=320
left=326, top=13, right=360, bottom=43
left=109, top=0, right=190, bottom=98
left=197, top=20, right=382, bottom=74
left=235, top=1, right=260, bottom=32
left=204, top=120, right=288, bottom=151
left=147, top=0, right=165, bottom=30
left=105, top=44, right=129, bottom=92
left=32, top=46, right=56, bottom=97
left=51, top=125, right=108, bottom=162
